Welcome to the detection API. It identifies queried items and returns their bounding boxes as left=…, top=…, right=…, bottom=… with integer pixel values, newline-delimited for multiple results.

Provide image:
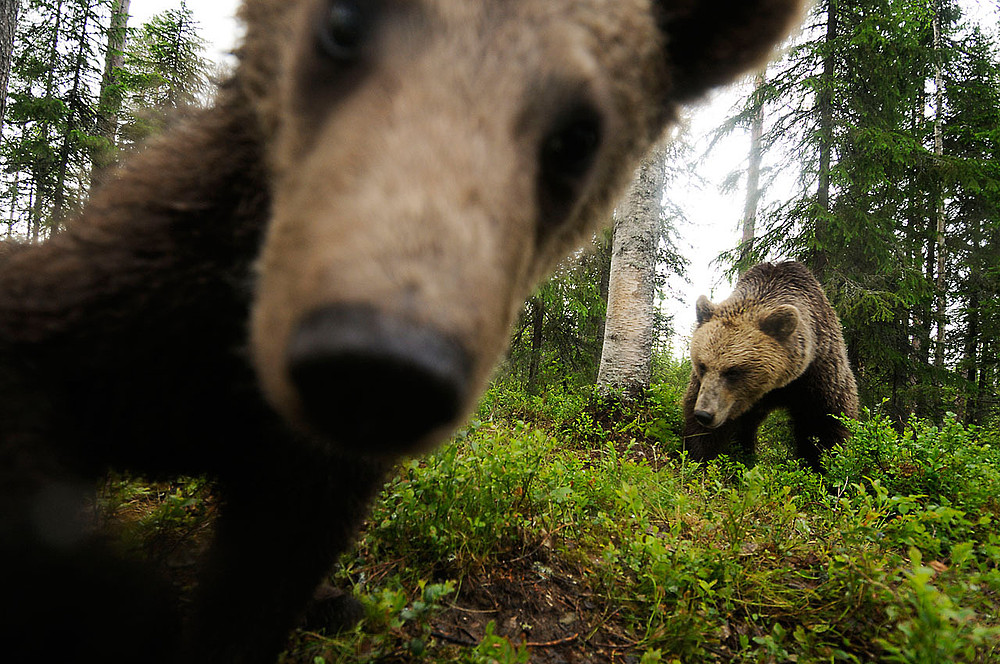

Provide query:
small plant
left=467, top=622, right=529, bottom=664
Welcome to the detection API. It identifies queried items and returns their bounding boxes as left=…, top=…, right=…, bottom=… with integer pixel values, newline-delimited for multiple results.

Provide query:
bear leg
left=732, top=406, right=772, bottom=466
left=0, top=530, right=181, bottom=663
left=790, top=409, right=846, bottom=471
left=179, top=452, right=388, bottom=664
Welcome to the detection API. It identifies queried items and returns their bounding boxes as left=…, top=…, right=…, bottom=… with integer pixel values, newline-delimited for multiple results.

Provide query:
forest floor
left=103, top=386, right=1000, bottom=663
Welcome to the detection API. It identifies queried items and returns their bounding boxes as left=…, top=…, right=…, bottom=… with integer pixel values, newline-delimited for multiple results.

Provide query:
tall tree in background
left=49, top=0, right=102, bottom=226
left=930, top=0, right=946, bottom=371
left=811, top=0, right=837, bottom=280
left=737, top=68, right=766, bottom=272
left=941, top=25, right=1000, bottom=424
left=117, top=1, right=206, bottom=147
left=0, top=0, right=209, bottom=239
left=90, top=0, right=129, bottom=186
left=502, top=233, right=612, bottom=391
left=3, top=0, right=116, bottom=237
left=597, top=146, right=665, bottom=398
left=715, top=0, right=1000, bottom=422
left=0, top=0, right=19, bottom=134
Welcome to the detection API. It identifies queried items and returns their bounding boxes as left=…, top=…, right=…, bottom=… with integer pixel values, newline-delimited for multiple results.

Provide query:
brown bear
left=0, top=1, right=803, bottom=662
left=682, top=261, right=859, bottom=470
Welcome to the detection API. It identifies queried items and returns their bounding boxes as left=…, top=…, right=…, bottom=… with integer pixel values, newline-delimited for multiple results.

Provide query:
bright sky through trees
left=133, top=0, right=1000, bottom=353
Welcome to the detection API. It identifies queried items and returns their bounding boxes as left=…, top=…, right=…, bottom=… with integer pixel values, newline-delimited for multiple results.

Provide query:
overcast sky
left=125, top=1, right=1000, bottom=355
left=128, top=1, right=241, bottom=67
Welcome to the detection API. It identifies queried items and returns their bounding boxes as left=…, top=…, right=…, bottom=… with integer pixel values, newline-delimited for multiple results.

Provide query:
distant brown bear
left=0, top=1, right=803, bottom=662
left=683, top=262, right=858, bottom=470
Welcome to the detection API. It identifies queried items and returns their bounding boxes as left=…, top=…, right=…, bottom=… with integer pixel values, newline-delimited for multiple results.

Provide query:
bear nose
left=693, top=410, right=715, bottom=427
left=287, top=305, right=471, bottom=454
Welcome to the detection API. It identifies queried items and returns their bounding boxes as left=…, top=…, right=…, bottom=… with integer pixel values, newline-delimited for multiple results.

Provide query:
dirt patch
left=424, top=552, right=642, bottom=663
left=101, top=478, right=651, bottom=662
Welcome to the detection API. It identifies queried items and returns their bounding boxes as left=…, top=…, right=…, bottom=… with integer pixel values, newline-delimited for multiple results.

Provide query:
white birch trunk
left=596, top=147, right=664, bottom=397
left=0, top=0, right=20, bottom=138
left=740, top=68, right=766, bottom=270
left=932, top=0, right=946, bottom=369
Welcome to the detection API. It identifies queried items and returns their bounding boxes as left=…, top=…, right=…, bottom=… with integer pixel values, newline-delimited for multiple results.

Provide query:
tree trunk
left=962, top=287, right=980, bottom=423
left=91, top=0, right=131, bottom=188
left=0, top=0, right=19, bottom=137
left=813, top=0, right=837, bottom=279
left=51, top=0, right=95, bottom=229
left=593, top=229, right=612, bottom=359
left=907, top=75, right=929, bottom=388
left=739, top=68, right=766, bottom=272
left=596, top=147, right=664, bottom=398
left=28, top=0, right=65, bottom=240
left=526, top=295, right=544, bottom=393
left=932, top=0, right=946, bottom=371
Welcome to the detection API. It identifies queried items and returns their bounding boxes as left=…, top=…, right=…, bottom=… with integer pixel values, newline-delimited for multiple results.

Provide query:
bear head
left=689, top=295, right=815, bottom=428
left=236, top=0, right=803, bottom=456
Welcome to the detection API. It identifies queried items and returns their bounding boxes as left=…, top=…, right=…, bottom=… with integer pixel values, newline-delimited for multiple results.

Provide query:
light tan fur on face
left=690, top=300, right=815, bottom=428
left=234, top=0, right=804, bottom=448
left=245, top=0, right=669, bottom=441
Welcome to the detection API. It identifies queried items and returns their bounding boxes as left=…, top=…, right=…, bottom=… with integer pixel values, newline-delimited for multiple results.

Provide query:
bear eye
left=317, top=0, right=376, bottom=61
left=538, top=103, right=603, bottom=222
left=722, top=367, right=745, bottom=382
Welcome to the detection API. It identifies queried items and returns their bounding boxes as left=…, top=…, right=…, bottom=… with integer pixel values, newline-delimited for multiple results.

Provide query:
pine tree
left=3, top=0, right=114, bottom=238
left=90, top=0, right=130, bottom=186
left=708, top=0, right=1000, bottom=418
left=940, top=25, right=1000, bottom=423
left=116, top=1, right=206, bottom=148
left=0, top=0, right=210, bottom=239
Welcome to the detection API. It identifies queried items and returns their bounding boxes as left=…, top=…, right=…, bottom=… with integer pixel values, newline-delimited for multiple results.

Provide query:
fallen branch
left=431, top=631, right=580, bottom=649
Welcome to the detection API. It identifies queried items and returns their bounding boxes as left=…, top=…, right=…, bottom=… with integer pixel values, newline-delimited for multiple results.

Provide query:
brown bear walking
left=0, top=1, right=803, bottom=662
left=683, top=262, right=858, bottom=470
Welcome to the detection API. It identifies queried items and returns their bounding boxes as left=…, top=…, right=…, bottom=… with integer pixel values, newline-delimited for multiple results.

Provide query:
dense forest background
left=500, top=0, right=1000, bottom=431
left=2, top=0, right=997, bottom=427
left=3, top=1, right=1000, bottom=662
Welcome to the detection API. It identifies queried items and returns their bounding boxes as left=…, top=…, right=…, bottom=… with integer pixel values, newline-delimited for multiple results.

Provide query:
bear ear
left=759, top=304, right=800, bottom=341
left=695, top=295, right=716, bottom=326
left=656, top=0, right=804, bottom=101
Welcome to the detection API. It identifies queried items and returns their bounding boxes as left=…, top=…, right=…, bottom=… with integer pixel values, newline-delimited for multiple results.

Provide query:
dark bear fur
left=682, top=262, right=859, bottom=470
left=0, top=1, right=803, bottom=662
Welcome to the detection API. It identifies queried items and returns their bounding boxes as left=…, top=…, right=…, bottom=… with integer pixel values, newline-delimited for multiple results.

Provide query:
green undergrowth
left=101, top=383, right=1000, bottom=662
left=298, top=388, right=1000, bottom=663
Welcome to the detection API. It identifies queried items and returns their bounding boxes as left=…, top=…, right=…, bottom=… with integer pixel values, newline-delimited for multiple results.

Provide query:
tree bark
left=91, top=0, right=131, bottom=188
left=29, top=0, right=65, bottom=242
left=813, top=0, right=837, bottom=280
left=0, top=0, right=19, bottom=137
left=526, top=295, right=544, bottom=393
left=51, top=0, right=95, bottom=228
left=739, top=68, right=766, bottom=272
left=596, top=147, right=664, bottom=398
left=932, top=0, right=946, bottom=371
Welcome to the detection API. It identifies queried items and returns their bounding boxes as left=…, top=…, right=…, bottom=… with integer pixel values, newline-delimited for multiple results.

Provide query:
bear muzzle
left=693, top=409, right=716, bottom=428
left=286, top=304, right=472, bottom=455
left=693, top=386, right=735, bottom=429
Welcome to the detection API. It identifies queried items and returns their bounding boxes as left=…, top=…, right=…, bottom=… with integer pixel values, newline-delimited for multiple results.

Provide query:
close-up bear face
left=241, top=0, right=804, bottom=457
left=247, top=0, right=668, bottom=456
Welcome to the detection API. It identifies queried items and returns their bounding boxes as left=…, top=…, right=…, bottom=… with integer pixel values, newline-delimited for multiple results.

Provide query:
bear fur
left=682, top=261, right=859, bottom=470
left=0, top=1, right=803, bottom=662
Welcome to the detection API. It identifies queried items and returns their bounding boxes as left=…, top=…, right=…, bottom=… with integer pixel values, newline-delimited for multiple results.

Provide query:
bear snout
left=286, top=304, right=471, bottom=455
left=693, top=410, right=716, bottom=427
